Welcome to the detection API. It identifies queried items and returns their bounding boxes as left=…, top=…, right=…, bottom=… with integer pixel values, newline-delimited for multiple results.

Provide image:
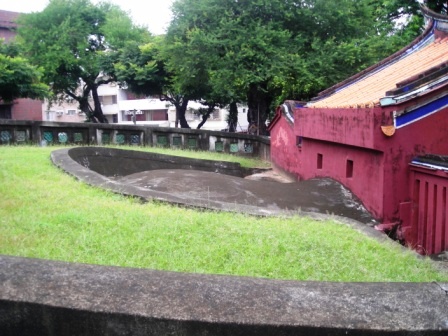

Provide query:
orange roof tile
left=309, top=24, right=448, bottom=109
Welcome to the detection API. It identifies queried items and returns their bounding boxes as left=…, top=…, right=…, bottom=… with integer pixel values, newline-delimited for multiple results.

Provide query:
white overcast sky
left=0, top=0, right=173, bottom=35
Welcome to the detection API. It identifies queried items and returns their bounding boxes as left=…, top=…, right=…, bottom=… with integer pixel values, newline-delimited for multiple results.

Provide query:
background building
left=93, top=83, right=249, bottom=131
left=0, top=10, right=42, bottom=121
left=1, top=9, right=248, bottom=131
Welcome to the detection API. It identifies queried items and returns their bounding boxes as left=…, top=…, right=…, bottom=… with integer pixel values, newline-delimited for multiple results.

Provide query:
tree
left=226, top=102, right=238, bottom=133
left=368, top=0, right=448, bottom=48
left=374, top=0, right=447, bottom=23
left=113, top=36, right=194, bottom=128
left=0, top=42, right=48, bottom=102
left=17, top=0, right=148, bottom=123
left=166, top=0, right=393, bottom=135
left=165, top=0, right=289, bottom=134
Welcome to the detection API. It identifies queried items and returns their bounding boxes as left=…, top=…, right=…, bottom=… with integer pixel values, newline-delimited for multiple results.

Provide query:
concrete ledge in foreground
left=0, top=255, right=447, bottom=335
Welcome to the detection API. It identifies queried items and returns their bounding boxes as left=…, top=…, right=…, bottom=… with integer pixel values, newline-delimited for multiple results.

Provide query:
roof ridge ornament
left=420, top=5, right=448, bottom=32
left=420, top=5, right=448, bottom=22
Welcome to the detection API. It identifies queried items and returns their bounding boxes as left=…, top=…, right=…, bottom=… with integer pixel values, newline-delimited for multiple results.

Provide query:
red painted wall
left=293, top=107, right=388, bottom=219
left=297, top=139, right=385, bottom=219
left=406, top=166, right=448, bottom=254
left=296, top=107, right=382, bottom=150
left=270, top=89, right=448, bottom=225
left=269, top=115, right=302, bottom=180
left=380, top=104, right=448, bottom=224
left=0, top=11, right=20, bottom=43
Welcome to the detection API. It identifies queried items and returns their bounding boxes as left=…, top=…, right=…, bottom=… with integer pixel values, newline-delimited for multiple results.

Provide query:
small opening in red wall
left=317, top=153, right=323, bottom=169
left=346, top=159, right=354, bottom=178
left=296, top=136, right=302, bottom=147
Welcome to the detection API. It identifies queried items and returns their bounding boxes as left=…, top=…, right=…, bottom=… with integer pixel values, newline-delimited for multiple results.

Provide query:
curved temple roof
left=309, top=6, right=448, bottom=109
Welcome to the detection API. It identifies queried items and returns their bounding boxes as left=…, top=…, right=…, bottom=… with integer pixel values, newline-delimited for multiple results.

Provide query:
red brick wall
left=0, top=10, right=43, bottom=121
left=12, top=99, right=43, bottom=121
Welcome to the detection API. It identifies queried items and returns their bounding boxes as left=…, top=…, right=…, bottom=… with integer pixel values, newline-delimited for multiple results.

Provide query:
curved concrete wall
left=68, top=146, right=261, bottom=178
left=0, top=256, right=447, bottom=335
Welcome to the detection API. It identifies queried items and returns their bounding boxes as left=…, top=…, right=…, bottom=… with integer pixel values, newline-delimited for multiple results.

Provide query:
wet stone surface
left=118, top=170, right=375, bottom=224
left=53, top=147, right=375, bottom=224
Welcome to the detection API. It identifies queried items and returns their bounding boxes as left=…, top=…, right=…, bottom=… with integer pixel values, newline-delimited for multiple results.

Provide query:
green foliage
left=114, top=35, right=193, bottom=128
left=166, top=0, right=303, bottom=134
left=11, top=0, right=439, bottom=129
left=114, top=38, right=166, bottom=97
left=0, top=42, right=49, bottom=102
left=165, top=0, right=423, bottom=133
left=17, top=0, right=148, bottom=122
left=163, top=0, right=446, bottom=130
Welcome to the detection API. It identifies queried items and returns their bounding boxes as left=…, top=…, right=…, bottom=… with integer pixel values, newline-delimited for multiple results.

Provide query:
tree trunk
left=65, top=89, right=95, bottom=122
left=79, top=97, right=95, bottom=122
left=247, top=83, right=271, bottom=135
left=176, top=98, right=190, bottom=129
left=91, top=86, right=108, bottom=123
left=197, top=104, right=216, bottom=129
left=196, top=112, right=210, bottom=129
left=227, top=102, right=238, bottom=132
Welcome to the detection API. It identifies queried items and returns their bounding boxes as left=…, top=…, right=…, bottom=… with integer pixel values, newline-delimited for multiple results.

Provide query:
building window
left=0, top=105, right=12, bottom=119
left=346, top=160, right=354, bottom=178
left=100, top=95, right=117, bottom=105
left=317, top=153, right=323, bottom=169
left=67, top=109, right=76, bottom=116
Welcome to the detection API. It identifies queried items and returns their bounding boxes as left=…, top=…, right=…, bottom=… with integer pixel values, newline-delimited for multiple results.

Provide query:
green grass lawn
left=0, top=145, right=447, bottom=282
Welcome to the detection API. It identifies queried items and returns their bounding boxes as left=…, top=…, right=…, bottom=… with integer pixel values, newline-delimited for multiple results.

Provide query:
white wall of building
left=42, top=82, right=249, bottom=131
left=42, top=100, right=86, bottom=122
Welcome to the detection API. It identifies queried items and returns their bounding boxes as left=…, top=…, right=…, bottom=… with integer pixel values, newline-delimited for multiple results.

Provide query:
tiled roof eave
left=380, top=75, right=448, bottom=107
left=311, top=18, right=436, bottom=104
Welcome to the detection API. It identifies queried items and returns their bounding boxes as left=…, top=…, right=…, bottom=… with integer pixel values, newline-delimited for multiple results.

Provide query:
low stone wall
left=0, top=255, right=447, bottom=336
left=0, top=120, right=270, bottom=161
